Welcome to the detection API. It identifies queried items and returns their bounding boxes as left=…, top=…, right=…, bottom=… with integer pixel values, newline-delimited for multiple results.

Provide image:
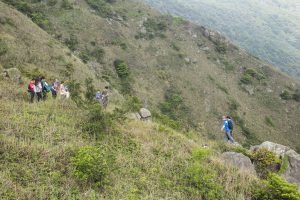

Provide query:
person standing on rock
left=221, top=115, right=234, bottom=144
left=101, top=86, right=109, bottom=110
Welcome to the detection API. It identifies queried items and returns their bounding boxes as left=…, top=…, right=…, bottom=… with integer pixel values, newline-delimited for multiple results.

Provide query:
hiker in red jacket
left=28, top=79, right=35, bottom=103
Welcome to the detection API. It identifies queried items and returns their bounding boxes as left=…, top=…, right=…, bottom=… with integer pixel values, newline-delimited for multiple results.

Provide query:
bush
left=82, top=104, right=114, bottom=139
left=84, top=78, right=96, bottom=103
left=114, top=59, right=129, bottom=79
left=61, top=0, right=73, bottom=9
left=86, top=0, right=113, bottom=18
left=253, top=173, right=300, bottom=200
left=71, top=146, right=109, bottom=187
left=292, top=89, right=300, bottom=102
left=215, top=42, right=227, bottom=54
left=184, top=148, right=224, bottom=200
left=280, top=90, right=293, bottom=100
left=30, top=12, right=50, bottom=30
left=240, top=73, right=253, bottom=84
left=265, top=116, right=275, bottom=127
left=252, top=148, right=281, bottom=178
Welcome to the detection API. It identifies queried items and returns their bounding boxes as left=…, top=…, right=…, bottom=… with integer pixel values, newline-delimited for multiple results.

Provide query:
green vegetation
left=252, top=148, right=281, bottom=178
left=0, top=0, right=300, bottom=198
left=253, top=173, right=300, bottom=200
left=265, top=116, right=275, bottom=127
left=215, top=42, right=227, bottom=54
left=86, top=0, right=113, bottom=18
left=280, top=89, right=300, bottom=102
left=240, top=68, right=265, bottom=85
left=136, top=16, right=168, bottom=39
left=71, top=146, right=109, bottom=187
left=159, top=86, right=192, bottom=128
left=114, top=59, right=132, bottom=94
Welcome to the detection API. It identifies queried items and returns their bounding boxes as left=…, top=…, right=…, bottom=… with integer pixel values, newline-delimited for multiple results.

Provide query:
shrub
left=71, top=146, right=109, bottom=187
left=215, top=42, right=227, bottom=54
left=114, top=59, right=129, bottom=79
left=280, top=90, right=293, bottom=100
left=82, top=104, right=114, bottom=139
left=253, top=173, right=300, bottom=200
left=160, top=86, right=193, bottom=128
left=47, top=0, right=57, bottom=6
left=240, top=73, right=253, bottom=84
left=30, top=12, right=50, bottom=30
left=61, top=0, right=73, bottom=9
left=0, top=39, right=8, bottom=56
left=252, top=148, right=281, bottom=178
left=84, top=78, right=96, bottom=103
left=68, top=80, right=83, bottom=106
left=292, top=89, right=300, bottom=102
left=184, top=148, right=224, bottom=200
left=265, top=116, right=275, bottom=127
left=86, top=0, right=113, bottom=18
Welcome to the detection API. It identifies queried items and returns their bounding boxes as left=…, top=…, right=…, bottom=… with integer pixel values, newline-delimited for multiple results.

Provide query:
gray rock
left=242, top=84, right=255, bottom=95
left=139, top=108, right=151, bottom=119
left=250, top=141, right=290, bottom=157
left=282, top=150, right=300, bottom=191
left=200, top=26, right=228, bottom=44
left=220, top=152, right=255, bottom=173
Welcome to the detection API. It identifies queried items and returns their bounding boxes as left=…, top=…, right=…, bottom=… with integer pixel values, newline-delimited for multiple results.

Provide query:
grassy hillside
left=144, top=0, right=300, bottom=79
left=0, top=0, right=300, bottom=199
left=1, top=0, right=300, bottom=149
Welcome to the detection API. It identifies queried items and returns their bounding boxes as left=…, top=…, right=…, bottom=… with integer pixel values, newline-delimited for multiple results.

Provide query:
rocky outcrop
left=220, top=152, right=255, bottom=173
left=282, top=150, right=300, bottom=191
left=251, top=141, right=300, bottom=191
left=200, top=26, right=228, bottom=44
left=139, top=108, right=151, bottom=121
left=250, top=141, right=290, bottom=157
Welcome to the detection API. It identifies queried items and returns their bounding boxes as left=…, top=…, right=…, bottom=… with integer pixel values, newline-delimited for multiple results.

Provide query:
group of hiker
left=221, top=115, right=235, bottom=144
left=27, top=77, right=70, bottom=103
left=27, top=77, right=109, bottom=109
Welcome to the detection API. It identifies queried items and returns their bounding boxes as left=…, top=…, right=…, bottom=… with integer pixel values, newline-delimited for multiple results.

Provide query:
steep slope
left=0, top=0, right=300, bottom=199
left=144, top=0, right=300, bottom=79
left=0, top=0, right=300, bottom=150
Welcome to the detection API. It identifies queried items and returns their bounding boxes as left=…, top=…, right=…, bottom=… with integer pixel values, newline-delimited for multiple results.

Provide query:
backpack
left=96, top=92, right=102, bottom=100
left=42, top=80, right=51, bottom=93
left=228, top=119, right=233, bottom=130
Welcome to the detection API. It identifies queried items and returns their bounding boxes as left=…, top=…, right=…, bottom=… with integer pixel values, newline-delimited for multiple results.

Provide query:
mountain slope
left=1, top=0, right=300, bottom=150
left=144, top=0, right=300, bottom=79
left=0, top=0, right=300, bottom=199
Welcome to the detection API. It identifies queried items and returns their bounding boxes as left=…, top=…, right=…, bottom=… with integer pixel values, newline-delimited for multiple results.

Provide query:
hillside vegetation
left=0, top=0, right=300, bottom=199
left=144, top=0, right=300, bottom=79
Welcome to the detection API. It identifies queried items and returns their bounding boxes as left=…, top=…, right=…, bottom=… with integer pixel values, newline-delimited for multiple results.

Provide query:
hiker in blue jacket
left=221, top=116, right=234, bottom=144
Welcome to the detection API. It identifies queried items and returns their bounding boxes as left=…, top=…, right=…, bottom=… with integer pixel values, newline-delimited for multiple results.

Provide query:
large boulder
left=220, top=152, right=255, bottom=173
left=250, top=141, right=290, bottom=157
left=282, top=150, right=300, bottom=191
left=139, top=108, right=151, bottom=121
